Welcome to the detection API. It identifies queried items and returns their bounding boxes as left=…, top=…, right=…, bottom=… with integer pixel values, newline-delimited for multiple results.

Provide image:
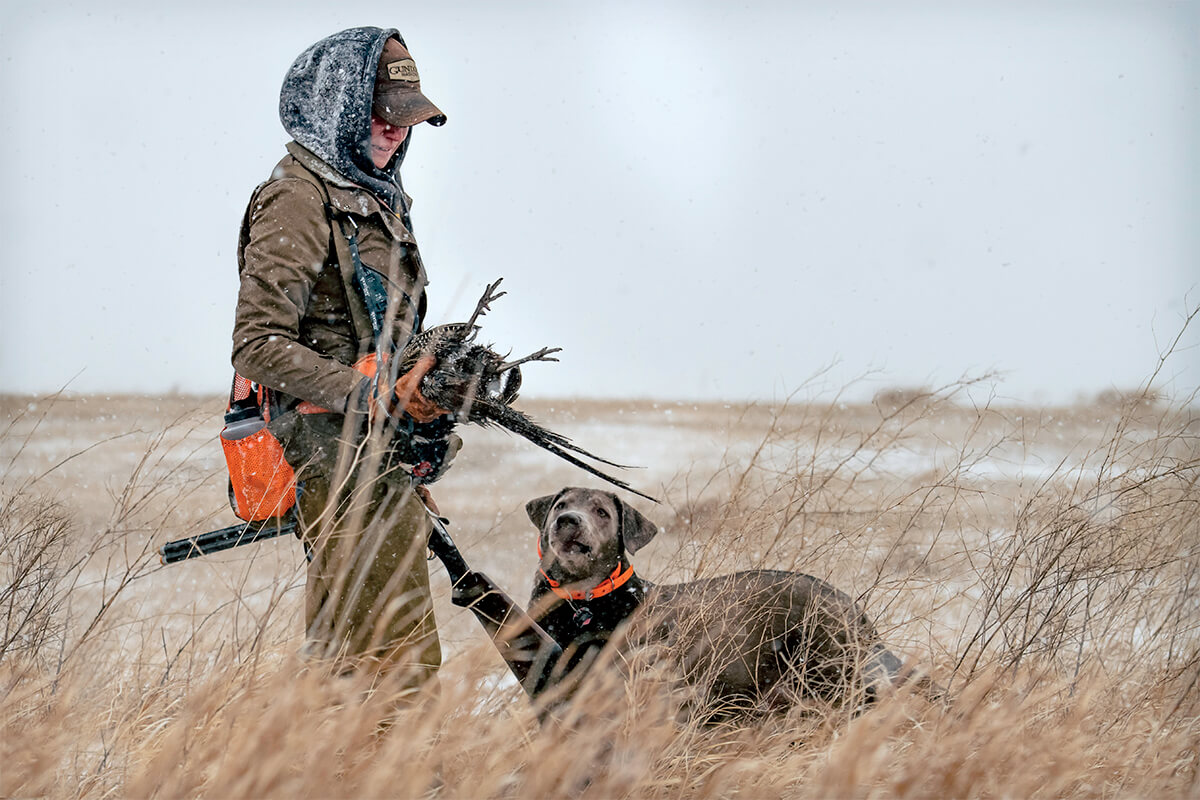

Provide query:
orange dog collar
left=537, top=539, right=635, bottom=601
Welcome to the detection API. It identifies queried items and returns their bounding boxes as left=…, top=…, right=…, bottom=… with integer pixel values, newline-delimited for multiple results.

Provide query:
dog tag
left=572, top=606, right=593, bottom=627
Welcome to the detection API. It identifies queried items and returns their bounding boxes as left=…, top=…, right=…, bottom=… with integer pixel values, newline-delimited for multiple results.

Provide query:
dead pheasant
left=394, top=279, right=657, bottom=502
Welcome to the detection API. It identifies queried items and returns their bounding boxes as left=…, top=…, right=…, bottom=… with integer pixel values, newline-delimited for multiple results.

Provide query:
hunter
left=231, top=26, right=456, bottom=689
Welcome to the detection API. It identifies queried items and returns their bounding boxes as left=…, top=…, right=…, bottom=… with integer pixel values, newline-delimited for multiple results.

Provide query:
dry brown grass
left=1, top=366, right=1197, bottom=798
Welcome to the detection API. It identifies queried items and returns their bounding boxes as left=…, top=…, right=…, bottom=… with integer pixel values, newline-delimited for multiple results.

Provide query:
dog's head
left=526, top=487, right=659, bottom=586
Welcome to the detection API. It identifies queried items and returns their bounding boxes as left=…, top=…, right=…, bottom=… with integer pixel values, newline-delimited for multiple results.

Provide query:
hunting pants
left=297, top=470, right=441, bottom=688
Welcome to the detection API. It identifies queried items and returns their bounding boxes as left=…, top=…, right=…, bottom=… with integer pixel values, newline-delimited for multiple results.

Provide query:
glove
left=389, top=355, right=451, bottom=423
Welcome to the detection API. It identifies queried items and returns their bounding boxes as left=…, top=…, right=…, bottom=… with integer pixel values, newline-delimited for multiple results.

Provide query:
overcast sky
left=1, top=1, right=1196, bottom=405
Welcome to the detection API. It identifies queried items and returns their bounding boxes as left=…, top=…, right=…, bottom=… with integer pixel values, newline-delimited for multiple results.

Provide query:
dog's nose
left=554, top=511, right=583, bottom=532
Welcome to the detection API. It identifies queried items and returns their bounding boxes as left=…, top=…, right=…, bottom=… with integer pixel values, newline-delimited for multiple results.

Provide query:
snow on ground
left=1, top=392, right=1163, bottom=671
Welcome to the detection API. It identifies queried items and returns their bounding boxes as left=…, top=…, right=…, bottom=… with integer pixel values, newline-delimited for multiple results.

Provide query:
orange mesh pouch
left=221, top=427, right=296, bottom=521
left=222, top=375, right=297, bottom=521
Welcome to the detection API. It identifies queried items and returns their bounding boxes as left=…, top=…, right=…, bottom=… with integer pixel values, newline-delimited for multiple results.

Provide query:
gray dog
left=526, top=487, right=911, bottom=716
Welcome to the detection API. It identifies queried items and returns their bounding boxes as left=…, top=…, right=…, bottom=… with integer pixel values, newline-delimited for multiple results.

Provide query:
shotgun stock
left=425, top=512, right=563, bottom=697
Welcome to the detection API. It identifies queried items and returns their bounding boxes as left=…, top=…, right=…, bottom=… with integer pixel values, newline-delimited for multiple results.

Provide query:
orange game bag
left=220, top=374, right=296, bottom=522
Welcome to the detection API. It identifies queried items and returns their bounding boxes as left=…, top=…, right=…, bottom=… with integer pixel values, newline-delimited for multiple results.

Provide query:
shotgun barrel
left=159, top=516, right=296, bottom=564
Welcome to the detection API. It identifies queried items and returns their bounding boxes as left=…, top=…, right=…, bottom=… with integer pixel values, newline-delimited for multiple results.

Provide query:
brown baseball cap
left=373, top=38, right=447, bottom=127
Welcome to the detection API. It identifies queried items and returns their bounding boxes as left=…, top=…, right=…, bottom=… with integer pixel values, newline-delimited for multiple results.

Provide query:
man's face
left=369, top=115, right=409, bottom=168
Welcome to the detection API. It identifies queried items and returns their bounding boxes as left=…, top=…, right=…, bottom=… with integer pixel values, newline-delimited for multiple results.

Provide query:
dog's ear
left=526, top=490, right=564, bottom=531
left=616, top=496, right=659, bottom=555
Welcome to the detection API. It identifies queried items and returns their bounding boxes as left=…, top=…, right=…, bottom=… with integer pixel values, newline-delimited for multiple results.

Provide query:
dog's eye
left=596, top=507, right=609, bottom=518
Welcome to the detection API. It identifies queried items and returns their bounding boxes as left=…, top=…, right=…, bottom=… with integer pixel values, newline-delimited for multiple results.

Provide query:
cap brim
left=374, top=90, right=447, bottom=127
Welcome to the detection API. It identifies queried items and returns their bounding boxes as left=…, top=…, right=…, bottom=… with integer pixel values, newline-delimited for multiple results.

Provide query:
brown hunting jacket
left=232, top=142, right=428, bottom=415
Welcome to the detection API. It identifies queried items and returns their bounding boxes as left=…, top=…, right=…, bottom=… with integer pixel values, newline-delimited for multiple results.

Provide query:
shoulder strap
left=338, top=215, right=393, bottom=346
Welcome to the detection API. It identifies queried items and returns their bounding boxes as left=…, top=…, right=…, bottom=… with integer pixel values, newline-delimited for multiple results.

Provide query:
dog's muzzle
left=551, top=512, right=592, bottom=554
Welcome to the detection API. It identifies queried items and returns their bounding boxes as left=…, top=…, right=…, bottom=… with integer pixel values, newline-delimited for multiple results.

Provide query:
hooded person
left=231, top=26, right=455, bottom=687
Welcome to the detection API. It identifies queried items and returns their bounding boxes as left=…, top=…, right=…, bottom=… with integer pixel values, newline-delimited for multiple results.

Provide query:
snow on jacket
left=232, top=27, right=429, bottom=414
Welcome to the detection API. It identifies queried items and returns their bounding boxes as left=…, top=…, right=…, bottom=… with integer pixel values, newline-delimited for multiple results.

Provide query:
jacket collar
left=285, top=142, right=419, bottom=247
left=287, top=141, right=375, bottom=193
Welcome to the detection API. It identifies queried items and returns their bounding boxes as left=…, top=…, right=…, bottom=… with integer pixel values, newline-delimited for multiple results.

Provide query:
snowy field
left=0, top=388, right=1185, bottom=669
left=2, top=389, right=1197, bottom=798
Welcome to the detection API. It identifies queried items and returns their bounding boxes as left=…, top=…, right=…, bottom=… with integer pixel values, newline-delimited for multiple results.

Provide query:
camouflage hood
left=278, top=26, right=410, bottom=208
